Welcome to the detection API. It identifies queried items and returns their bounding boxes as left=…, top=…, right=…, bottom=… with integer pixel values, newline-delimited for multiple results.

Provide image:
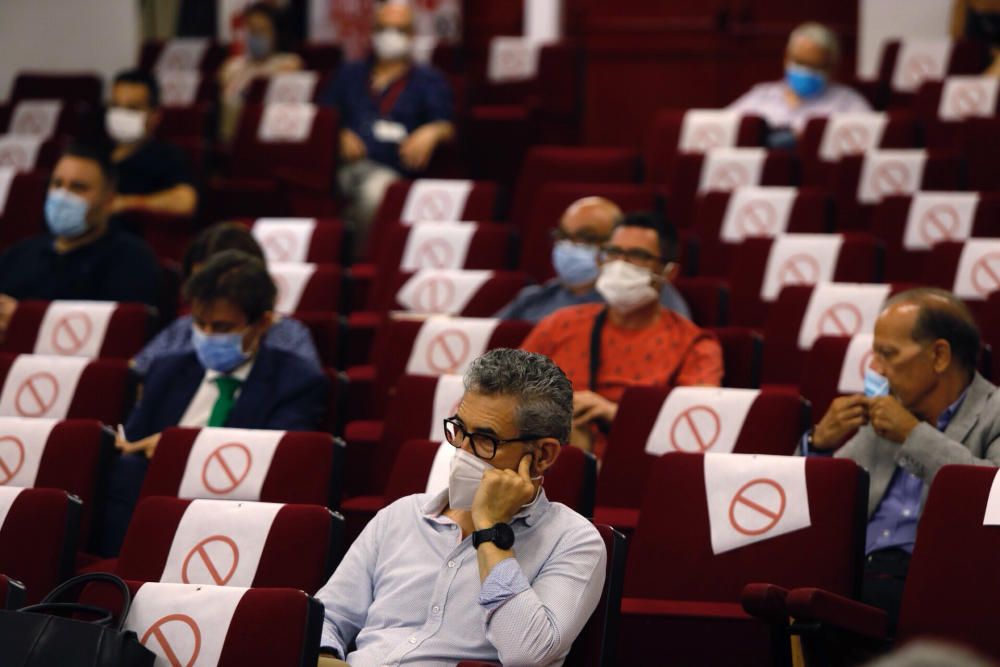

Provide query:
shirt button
left=447, top=560, right=456, bottom=568
left=432, top=605, right=441, bottom=614
left=408, top=636, right=417, bottom=644
left=882, top=529, right=890, bottom=538
left=902, top=509, right=911, bottom=517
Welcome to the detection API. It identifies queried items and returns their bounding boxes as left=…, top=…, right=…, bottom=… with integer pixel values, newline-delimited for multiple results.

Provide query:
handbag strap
left=18, top=602, right=114, bottom=626
left=33, top=572, right=133, bottom=631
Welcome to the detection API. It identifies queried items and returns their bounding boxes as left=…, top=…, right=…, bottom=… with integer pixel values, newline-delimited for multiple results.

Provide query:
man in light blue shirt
left=803, top=288, right=1000, bottom=632
left=316, top=349, right=606, bottom=666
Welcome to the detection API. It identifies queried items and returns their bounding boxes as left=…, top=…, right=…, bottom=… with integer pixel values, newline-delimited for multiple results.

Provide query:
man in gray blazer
left=805, top=287, right=1000, bottom=631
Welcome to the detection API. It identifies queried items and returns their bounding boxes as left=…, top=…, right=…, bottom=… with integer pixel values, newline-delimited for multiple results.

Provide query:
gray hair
left=788, top=22, right=841, bottom=67
left=464, top=348, right=573, bottom=444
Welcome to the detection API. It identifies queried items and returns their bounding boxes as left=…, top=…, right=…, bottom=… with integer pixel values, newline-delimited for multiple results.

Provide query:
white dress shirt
left=728, top=80, right=872, bottom=133
left=178, top=358, right=254, bottom=427
left=316, top=488, right=607, bottom=666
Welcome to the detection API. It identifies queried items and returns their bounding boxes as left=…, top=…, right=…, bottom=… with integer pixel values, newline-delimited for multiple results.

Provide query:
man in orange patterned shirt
left=521, top=213, right=723, bottom=454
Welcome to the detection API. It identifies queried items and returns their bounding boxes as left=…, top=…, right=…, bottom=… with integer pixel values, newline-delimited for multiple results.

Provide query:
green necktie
left=208, top=376, right=242, bottom=427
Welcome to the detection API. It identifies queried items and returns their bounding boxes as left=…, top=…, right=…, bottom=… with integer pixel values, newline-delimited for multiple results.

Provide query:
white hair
left=788, top=22, right=841, bottom=67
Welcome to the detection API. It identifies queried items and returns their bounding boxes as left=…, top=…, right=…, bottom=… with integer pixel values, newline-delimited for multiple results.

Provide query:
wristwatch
left=472, top=522, right=515, bottom=550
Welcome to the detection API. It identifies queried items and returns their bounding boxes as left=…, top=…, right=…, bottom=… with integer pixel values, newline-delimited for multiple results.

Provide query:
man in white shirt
left=316, top=348, right=607, bottom=666
left=728, top=22, right=871, bottom=140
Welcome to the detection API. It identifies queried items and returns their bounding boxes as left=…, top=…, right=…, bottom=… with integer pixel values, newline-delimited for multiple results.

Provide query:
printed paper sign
left=257, top=103, right=318, bottom=142
left=837, top=333, right=876, bottom=395
left=0, top=417, right=58, bottom=488
left=177, top=428, right=285, bottom=501
left=818, top=112, right=888, bottom=161
left=429, top=374, right=465, bottom=441
left=0, top=487, right=24, bottom=535
left=953, top=238, right=1000, bottom=300
left=0, top=355, right=89, bottom=419
left=126, top=582, right=246, bottom=667
left=902, top=192, right=979, bottom=250
left=939, top=76, right=1000, bottom=120
left=156, top=38, right=209, bottom=72
left=265, top=71, right=320, bottom=105
left=698, top=148, right=767, bottom=194
left=704, top=453, right=811, bottom=555
left=0, top=167, right=16, bottom=216
left=160, top=499, right=283, bottom=588
left=396, top=269, right=493, bottom=315
left=33, top=301, right=116, bottom=358
left=644, top=388, right=759, bottom=455
left=253, top=218, right=317, bottom=263
left=857, top=150, right=927, bottom=204
left=405, top=317, right=500, bottom=377
left=982, top=469, right=1000, bottom=526
left=488, top=36, right=543, bottom=83
left=158, top=71, right=201, bottom=107
left=9, top=100, right=62, bottom=138
left=797, top=283, right=891, bottom=349
left=400, top=222, right=477, bottom=270
left=760, top=234, right=844, bottom=301
left=401, top=180, right=473, bottom=223
left=719, top=186, right=796, bottom=242
left=0, top=135, right=43, bottom=172
left=678, top=110, right=741, bottom=153
left=269, top=262, right=317, bottom=313
left=891, top=39, right=953, bottom=92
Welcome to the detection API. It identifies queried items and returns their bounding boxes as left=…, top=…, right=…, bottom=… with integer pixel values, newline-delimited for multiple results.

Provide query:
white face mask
left=595, top=259, right=660, bottom=314
left=372, top=28, right=412, bottom=61
left=447, top=447, right=543, bottom=511
left=106, top=107, right=147, bottom=144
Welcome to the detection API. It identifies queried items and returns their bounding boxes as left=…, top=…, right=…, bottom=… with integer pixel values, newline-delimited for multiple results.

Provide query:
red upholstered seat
left=674, top=277, right=730, bottom=328
left=800, top=335, right=857, bottom=423
left=712, top=326, right=764, bottom=389
left=593, top=386, right=808, bottom=532
left=138, top=427, right=342, bottom=509
left=113, top=496, right=341, bottom=594
left=0, top=573, right=25, bottom=609
left=618, top=454, right=867, bottom=666
left=0, top=301, right=154, bottom=359
left=137, top=39, right=228, bottom=74
left=0, top=488, right=81, bottom=603
left=873, top=39, right=990, bottom=110
left=9, top=72, right=103, bottom=107
left=243, top=217, right=347, bottom=265
left=377, top=269, right=527, bottom=317
left=797, top=112, right=919, bottom=187
left=270, top=262, right=344, bottom=313
left=0, top=169, right=47, bottom=249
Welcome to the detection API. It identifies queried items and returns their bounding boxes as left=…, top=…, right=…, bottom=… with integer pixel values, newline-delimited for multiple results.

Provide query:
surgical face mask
left=105, top=107, right=147, bottom=144
left=372, top=28, right=412, bottom=61
left=864, top=368, right=890, bottom=398
left=246, top=32, right=273, bottom=60
left=552, top=240, right=600, bottom=288
left=785, top=64, right=828, bottom=99
left=191, top=325, right=250, bottom=373
left=44, top=189, right=90, bottom=238
left=447, top=447, right=543, bottom=511
left=595, top=260, right=659, bottom=314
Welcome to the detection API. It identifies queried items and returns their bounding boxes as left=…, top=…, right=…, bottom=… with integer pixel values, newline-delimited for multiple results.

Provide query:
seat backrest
left=896, top=465, right=1000, bottom=655
left=877, top=39, right=989, bottom=106
left=139, top=38, right=227, bottom=73
left=0, top=487, right=80, bottom=603
left=269, top=262, right=343, bottom=313
left=624, top=454, right=867, bottom=602
left=673, top=277, right=729, bottom=328
left=0, top=169, right=47, bottom=248
left=116, top=497, right=341, bottom=594
left=385, top=269, right=527, bottom=317
left=711, top=326, right=763, bottom=389
left=564, top=524, right=627, bottom=667
left=10, top=72, right=103, bottom=107
left=138, top=427, right=340, bottom=509
left=798, top=112, right=919, bottom=187
left=0, top=573, right=26, bottom=609
left=597, top=386, right=808, bottom=511
left=229, top=104, right=338, bottom=181
left=250, top=218, right=345, bottom=265
left=0, top=301, right=153, bottom=359
left=922, top=239, right=1000, bottom=323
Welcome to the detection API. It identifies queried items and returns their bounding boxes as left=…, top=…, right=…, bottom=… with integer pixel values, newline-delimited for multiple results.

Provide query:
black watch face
left=493, top=523, right=515, bottom=550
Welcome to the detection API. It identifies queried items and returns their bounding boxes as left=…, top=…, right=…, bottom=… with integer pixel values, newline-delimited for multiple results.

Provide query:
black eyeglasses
left=598, top=245, right=668, bottom=265
left=443, top=416, right=545, bottom=460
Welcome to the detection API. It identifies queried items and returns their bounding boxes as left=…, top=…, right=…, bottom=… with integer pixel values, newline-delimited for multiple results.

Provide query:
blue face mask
left=44, top=189, right=90, bottom=238
left=246, top=33, right=272, bottom=60
left=863, top=368, right=890, bottom=398
left=785, top=64, right=828, bottom=99
left=552, top=240, right=600, bottom=288
left=191, top=325, right=249, bottom=373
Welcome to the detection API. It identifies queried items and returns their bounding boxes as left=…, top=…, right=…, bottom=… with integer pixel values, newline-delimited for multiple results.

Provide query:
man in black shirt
left=0, top=144, right=161, bottom=335
left=105, top=69, right=198, bottom=217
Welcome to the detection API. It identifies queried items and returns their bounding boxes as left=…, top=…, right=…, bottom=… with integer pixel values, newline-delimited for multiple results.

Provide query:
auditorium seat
left=0, top=487, right=81, bottom=603
left=268, top=262, right=344, bottom=313
left=0, top=301, right=154, bottom=359
left=674, top=277, right=730, bottom=327
left=800, top=334, right=869, bottom=434
left=137, top=38, right=228, bottom=74
left=920, top=239, right=1000, bottom=322
left=246, top=217, right=347, bottom=265
left=113, top=496, right=342, bottom=594
left=593, top=385, right=809, bottom=532
left=377, top=269, right=527, bottom=317
left=8, top=72, right=103, bottom=108
left=618, top=453, right=867, bottom=666
left=783, top=465, right=1000, bottom=664
left=0, top=574, right=25, bottom=609
left=871, top=38, right=990, bottom=110
left=0, top=168, right=47, bottom=249
left=712, top=326, right=764, bottom=389
left=243, top=70, right=329, bottom=105
left=798, top=111, right=919, bottom=187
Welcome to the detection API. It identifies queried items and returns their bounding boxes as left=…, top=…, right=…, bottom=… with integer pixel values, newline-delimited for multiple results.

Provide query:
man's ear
left=663, top=261, right=680, bottom=283
left=932, top=339, right=952, bottom=374
left=147, top=109, right=162, bottom=133
left=533, top=438, right=561, bottom=475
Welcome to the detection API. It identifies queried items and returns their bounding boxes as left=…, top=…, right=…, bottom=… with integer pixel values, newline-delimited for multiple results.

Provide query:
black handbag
left=0, top=572, right=155, bottom=666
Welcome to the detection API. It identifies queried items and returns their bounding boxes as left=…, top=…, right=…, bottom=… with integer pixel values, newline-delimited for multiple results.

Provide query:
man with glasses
left=315, top=349, right=606, bottom=666
left=496, top=196, right=691, bottom=322
left=521, top=212, right=723, bottom=456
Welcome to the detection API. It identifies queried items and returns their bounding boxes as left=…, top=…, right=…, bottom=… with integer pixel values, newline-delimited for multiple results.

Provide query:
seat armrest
left=785, top=587, right=888, bottom=641
left=741, top=583, right=790, bottom=624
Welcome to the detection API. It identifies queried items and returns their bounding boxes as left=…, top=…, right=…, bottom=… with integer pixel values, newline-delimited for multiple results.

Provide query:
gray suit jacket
left=835, top=373, right=1000, bottom=518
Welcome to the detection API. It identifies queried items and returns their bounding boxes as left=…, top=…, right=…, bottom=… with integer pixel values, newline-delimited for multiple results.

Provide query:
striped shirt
left=316, top=488, right=606, bottom=666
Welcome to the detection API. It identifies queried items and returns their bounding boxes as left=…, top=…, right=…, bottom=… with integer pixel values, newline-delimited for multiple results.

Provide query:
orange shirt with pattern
left=521, top=303, right=724, bottom=402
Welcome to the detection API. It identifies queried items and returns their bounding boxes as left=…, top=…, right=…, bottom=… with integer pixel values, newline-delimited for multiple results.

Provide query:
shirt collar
left=421, top=485, right=551, bottom=528
left=204, top=356, right=255, bottom=383
left=936, top=386, right=970, bottom=431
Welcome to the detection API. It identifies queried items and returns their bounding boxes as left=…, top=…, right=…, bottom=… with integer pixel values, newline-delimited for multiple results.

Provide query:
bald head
left=376, top=1, right=414, bottom=32
left=559, top=197, right=622, bottom=242
left=881, top=288, right=980, bottom=375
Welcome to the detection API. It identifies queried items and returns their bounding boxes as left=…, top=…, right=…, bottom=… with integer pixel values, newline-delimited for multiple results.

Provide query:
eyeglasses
left=598, top=245, right=667, bottom=265
left=443, top=416, right=545, bottom=460
left=550, top=227, right=611, bottom=246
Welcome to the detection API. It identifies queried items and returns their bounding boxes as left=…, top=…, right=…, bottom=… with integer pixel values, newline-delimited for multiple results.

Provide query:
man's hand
left=471, top=454, right=535, bottom=531
left=317, top=655, right=349, bottom=667
left=0, top=294, right=18, bottom=342
left=868, top=395, right=920, bottom=444
left=399, top=124, right=443, bottom=171
left=115, top=432, right=161, bottom=459
left=572, top=390, right=618, bottom=428
left=339, top=128, right=367, bottom=162
left=812, top=395, right=870, bottom=450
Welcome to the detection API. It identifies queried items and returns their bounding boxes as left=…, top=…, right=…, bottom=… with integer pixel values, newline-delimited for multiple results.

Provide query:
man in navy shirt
left=320, top=1, right=455, bottom=248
